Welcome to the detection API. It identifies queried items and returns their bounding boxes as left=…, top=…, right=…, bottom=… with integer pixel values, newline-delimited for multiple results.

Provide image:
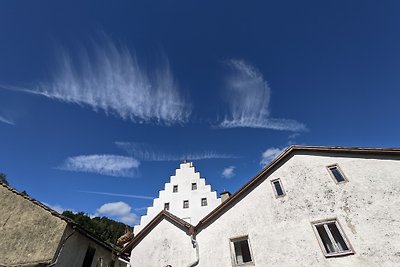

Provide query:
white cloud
left=96, top=201, right=137, bottom=225
left=218, top=59, right=307, bottom=132
left=115, top=141, right=238, bottom=161
left=7, top=37, right=190, bottom=125
left=260, top=147, right=285, bottom=166
left=222, top=166, right=236, bottom=178
left=0, top=115, right=14, bottom=125
left=60, top=154, right=140, bottom=177
left=77, top=190, right=153, bottom=200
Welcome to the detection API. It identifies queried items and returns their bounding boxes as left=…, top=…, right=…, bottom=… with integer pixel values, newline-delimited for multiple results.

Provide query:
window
left=230, top=236, right=253, bottom=265
left=192, top=182, right=197, bottom=190
left=201, top=197, right=207, bottom=206
left=164, top=202, right=170, bottom=211
left=312, top=219, right=354, bottom=257
left=82, top=246, right=96, bottom=267
left=173, top=185, right=178, bottom=192
left=327, top=164, right=348, bottom=183
left=271, top=178, right=285, bottom=197
left=183, top=200, right=189, bottom=208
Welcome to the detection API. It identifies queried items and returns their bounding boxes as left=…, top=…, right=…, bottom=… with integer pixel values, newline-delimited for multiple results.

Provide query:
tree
left=61, top=211, right=128, bottom=248
left=0, top=172, right=8, bottom=185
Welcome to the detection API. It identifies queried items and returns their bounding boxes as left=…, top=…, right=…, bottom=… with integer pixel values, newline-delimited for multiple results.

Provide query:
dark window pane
left=192, top=183, right=197, bottom=190
left=327, top=223, right=349, bottom=251
left=173, top=185, right=178, bottom=192
left=82, top=246, right=96, bottom=267
left=330, top=167, right=345, bottom=182
left=273, top=181, right=284, bottom=196
left=316, top=225, right=335, bottom=253
left=234, top=240, right=252, bottom=264
left=164, top=203, right=169, bottom=210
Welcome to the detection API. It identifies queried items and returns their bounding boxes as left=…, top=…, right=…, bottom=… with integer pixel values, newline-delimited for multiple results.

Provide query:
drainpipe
left=117, top=257, right=131, bottom=267
left=186, top=227, right=199, bottom=267
left=48, top=227, right=76, bottom=266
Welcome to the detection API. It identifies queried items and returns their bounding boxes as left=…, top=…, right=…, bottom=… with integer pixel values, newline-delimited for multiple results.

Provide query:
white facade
left=134, top=161, right=221, bottom=235
left=127, top=147, right=400, bottom=267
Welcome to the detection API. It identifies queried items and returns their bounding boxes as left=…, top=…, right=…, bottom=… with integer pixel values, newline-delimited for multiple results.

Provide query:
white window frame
left=270, top=178, right=286, bottom=198
left=326, top=164, right=348, bottom=184
left=201, top=197, right=207, bottom=206
left=229, top=235, right=255, bottom=266
left=311, top=218, right=354, bottom=257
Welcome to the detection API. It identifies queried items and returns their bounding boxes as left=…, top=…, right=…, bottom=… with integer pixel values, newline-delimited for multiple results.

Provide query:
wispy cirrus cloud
left=1, top=37, right=190, bottom=125
left=260, top=147, right=285, bottom=166
left=115, top=141, right=238, bottom=161
left=77, top=190, right=153, bottom=200
left=96, top=201, right=137, bottom=225
left=218, top=59, right=307, bottom=132
left=222, top=166, right=236, bottom=178
left=59, top=154, right=140, bottom=177
left=0, top=115, right=14, bottom=125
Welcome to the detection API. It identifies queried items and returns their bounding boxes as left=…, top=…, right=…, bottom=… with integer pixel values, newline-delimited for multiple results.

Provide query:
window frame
left=183, top=200, right=189, bottom=209
left=270, top=178, right=286, bottom=198
left=326, top=164, right=348, bottom=184
left=229, top=235, right=255, bottom=266
left=192, top=182, right=197, bottom=190
left=201, top=197, right=208, bottom=206
left=173, top=185, right=178, bottom=193
left=311, top=218, right=354, bottom=258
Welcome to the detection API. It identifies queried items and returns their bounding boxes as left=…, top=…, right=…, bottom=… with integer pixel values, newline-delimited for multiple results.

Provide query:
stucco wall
left=57, top=225, right=125, bottom=267
left=196, top=153, right=400, bottom=266
left=0, top=185, right=67, bottom=266
left=135, top=162, right=221, bottom=234
left=131, top=219, right=196, bottom=267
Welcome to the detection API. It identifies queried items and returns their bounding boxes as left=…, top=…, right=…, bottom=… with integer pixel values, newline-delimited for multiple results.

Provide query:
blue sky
left=1, top=1, right=400, bottom=225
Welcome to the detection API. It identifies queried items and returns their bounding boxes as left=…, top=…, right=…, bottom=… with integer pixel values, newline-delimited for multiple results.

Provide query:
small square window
left=183, top=200, right=189, bottom=209
left=230, top=236, right=253, bottom=265
left=327, top=164, right=348, bottom=183
left=201, top=198, right=207, bottom=206
left=271, top=178, right=285, bottom=198
left=192, top=183, right=197, bottom=190
left=164, top=203, right=170, bottom=211
left=312, top=219, right=354, bottom=257
left=173, top=185, right=178, bottom=193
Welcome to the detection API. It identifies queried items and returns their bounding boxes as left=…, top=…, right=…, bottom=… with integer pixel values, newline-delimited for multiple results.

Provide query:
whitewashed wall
left=134, top=162, right=221, bottom=234
left=131, top=219, right=196, bottom=267
left=196, top=153, right=400, bottom=266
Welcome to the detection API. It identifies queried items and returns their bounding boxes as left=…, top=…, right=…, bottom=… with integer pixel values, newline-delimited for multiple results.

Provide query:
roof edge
left=120, top=210, right=194, bottom=254
left=195, top=145, right=400, bottom=229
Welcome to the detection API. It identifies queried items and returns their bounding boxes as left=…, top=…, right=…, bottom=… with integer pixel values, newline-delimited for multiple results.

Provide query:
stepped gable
left=134, top=161, right=221, bottom=235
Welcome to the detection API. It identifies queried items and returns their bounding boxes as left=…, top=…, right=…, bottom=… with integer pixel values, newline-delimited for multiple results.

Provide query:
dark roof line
left=0, top=182, right=118, bottom=253
left=194, top=145, right=400, bottom=229
left=120, top=210, right=194, bottom=254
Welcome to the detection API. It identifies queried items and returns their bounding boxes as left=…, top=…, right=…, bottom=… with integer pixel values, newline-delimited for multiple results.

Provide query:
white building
left=123, top=146, right=400, bottom=267
left=134, top=161, right=221, bottom=235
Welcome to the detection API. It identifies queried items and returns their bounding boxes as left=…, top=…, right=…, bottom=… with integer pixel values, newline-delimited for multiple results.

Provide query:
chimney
left=220, top=191, right=231, bottom=202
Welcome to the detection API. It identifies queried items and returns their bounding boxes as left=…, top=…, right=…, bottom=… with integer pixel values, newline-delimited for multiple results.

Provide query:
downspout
left=186, top=229, right=199, bottom=267
left=48, top=227, right=76, bottom=266
left=117, top=256, right=131, bottom=267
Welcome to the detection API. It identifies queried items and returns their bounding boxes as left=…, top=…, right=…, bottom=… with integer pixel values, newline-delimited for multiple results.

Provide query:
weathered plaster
left=131, top=152, right=400, bottom=267
left=131, top=219, right=196, bottom=267
left=196, top=153, right=400, bottom=266
left=0, top=186, right=66, bottom=266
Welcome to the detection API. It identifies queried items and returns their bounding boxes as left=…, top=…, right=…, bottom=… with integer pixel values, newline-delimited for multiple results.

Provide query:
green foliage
left=62, top=210, right=127, bottom=248
left=0, top=172, right=9, bottom=185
